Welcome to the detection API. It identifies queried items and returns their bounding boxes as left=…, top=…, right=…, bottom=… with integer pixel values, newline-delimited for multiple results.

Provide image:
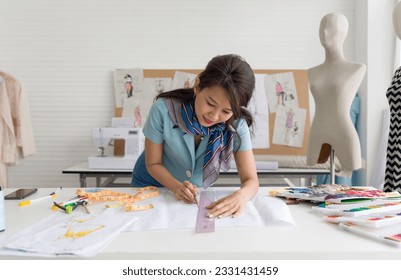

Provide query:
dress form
left=384, top=2, right=401, bottom=192
left=306, top=13, right=366, bottom=177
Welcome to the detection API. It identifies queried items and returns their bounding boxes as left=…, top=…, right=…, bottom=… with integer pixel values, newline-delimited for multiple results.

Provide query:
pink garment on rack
left=0, top=71, right=36, bottom=187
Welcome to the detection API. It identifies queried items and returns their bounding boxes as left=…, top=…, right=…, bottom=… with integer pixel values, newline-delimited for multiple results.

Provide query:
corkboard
left=114, top=69, right=310, bottom=157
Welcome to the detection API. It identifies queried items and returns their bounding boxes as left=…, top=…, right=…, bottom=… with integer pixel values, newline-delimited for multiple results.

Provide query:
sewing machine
left=88, top=127, right=144, bottom=169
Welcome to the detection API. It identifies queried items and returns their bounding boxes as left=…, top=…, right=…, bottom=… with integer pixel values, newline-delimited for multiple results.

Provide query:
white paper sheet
left=125, top=189, right=295, bottom=231
left=1, top=211, right=137, bottom=257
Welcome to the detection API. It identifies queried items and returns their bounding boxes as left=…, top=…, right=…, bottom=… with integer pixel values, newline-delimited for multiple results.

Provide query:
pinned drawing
left=114, top=68, right=144, bottom=108
left=171, top=71, right=197, bottom=90
left=265, top=72, right=298, bottom=112
left=122, top=98, right=147, bottom=128
left=121, top=78, right=172, bottom=128
left=248, top=74, right=269, bottom=148
left=143, top=77, right=173, bottom=96
left=273, top=106, right=306, bottom=148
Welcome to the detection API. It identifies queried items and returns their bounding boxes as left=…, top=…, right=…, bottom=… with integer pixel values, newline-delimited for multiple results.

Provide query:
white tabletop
left=1, top=187, right=400, bottom=260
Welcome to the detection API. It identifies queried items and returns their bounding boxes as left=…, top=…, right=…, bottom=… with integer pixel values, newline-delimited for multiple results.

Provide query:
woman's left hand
left=205, top=191, right=247, bottom=218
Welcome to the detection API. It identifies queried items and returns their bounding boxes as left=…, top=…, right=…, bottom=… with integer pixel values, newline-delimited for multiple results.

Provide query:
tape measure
left=76, top=186, right=159, bottom=212
left=195, top=191, right=215, bottom=233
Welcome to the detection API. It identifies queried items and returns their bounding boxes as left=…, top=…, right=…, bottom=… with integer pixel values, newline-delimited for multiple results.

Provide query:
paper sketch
left=3, top=212, right=137, bottom=257
left=121, top=78, right=171, bottom=127
left=143, top=77, right=173, bottom=96
left=248, top=74, right=269, bottom=148
left=273, top=105, right=306, bottom=147
left=114, top=69, right=144, bottom=108
left=171, top=71, right=197, bottom=90
left=122, top=98, right=151, bottom=128
left=265, top=72, right=298, bottom=112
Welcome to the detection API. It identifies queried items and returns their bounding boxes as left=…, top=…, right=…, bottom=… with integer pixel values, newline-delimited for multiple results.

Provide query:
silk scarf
left=164, top=98, right=234, bottom=189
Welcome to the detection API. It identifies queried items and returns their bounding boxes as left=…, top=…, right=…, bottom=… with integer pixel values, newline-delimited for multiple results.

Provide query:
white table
left=0, top=187, right=400, bottom=260
left=62, top=161, right=330, bottom=188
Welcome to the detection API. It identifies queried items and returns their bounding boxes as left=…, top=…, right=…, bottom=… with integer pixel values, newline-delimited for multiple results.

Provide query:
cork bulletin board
left=114, top=69, right=310, bottom=156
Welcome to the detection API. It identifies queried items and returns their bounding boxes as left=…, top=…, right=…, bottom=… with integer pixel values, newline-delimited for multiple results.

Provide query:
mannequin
left=384, top=2, right=401, bottom=192
left=306, top=13, right=366, bottom=177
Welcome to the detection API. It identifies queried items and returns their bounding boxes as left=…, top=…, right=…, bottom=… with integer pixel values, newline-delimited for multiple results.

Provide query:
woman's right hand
left=175, top=180, right=198, bottom=204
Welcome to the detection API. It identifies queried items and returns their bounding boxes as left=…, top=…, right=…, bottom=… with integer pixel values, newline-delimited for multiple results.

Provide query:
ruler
left=195, top=191, right=215, bottom=233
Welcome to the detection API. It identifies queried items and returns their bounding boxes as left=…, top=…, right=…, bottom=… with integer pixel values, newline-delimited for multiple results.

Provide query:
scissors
left=53, top=198, right=90, bottom=214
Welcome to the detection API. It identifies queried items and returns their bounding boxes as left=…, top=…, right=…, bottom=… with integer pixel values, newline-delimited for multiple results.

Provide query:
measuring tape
left=76, top=186, right=159, bottom=211
left=195, top=191, right=215, bottom=233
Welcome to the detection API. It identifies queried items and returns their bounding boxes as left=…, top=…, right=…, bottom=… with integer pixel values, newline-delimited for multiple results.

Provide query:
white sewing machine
left=88, top=127, right=144, bottom=169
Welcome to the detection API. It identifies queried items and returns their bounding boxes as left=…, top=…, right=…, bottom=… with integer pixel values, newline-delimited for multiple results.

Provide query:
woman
left=132, top=54, right=259, bottom=218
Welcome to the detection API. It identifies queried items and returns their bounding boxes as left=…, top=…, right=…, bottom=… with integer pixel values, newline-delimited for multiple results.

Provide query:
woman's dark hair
left=156, top=54, right=255, bottom=129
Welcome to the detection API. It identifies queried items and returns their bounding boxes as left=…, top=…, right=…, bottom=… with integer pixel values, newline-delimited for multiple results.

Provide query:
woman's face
left=194, top=85, right=233, bottom=127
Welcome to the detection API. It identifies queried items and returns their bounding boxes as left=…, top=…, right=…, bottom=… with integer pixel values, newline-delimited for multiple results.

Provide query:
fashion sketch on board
left=247, top=74, right=270, bottom=148
left=272, top=105, right=306, bottom=148
left=265, top=72, right=298, bottom=113
left=171, top=71, right=197, bottom=90
left=122, top=77, right=173, bottom=128
left=113, top=68, right=144, bottom=108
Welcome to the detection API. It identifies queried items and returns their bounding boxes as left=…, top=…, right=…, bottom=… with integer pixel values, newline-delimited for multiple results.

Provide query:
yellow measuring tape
left=76, top=186, right=159, bottom=211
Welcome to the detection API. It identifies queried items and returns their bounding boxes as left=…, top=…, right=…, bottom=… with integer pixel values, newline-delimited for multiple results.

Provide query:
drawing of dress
left=285, top=109, right=294, bottom=144
left=384, top=67, right=401, bottom=192
left=275, top=81, right=285, bottom=106
left=134, top=106, right=142, bottom=128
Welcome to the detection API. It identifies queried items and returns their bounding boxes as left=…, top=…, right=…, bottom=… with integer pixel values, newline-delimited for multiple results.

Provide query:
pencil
left=19, top=186, right=62, bottom=206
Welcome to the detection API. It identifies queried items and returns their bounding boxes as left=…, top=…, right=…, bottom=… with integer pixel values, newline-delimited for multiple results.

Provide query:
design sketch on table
left=62, top=216, right=104, bottom=239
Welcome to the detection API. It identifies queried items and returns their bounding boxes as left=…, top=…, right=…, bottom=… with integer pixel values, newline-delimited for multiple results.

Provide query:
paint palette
left=340, top=222, right=401, bottom=247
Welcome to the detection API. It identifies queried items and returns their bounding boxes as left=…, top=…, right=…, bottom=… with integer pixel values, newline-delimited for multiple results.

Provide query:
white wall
left=0, top=0, right=365, bottom=188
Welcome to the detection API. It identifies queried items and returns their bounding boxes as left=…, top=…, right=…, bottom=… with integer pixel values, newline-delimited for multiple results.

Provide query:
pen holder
left=0, top=186, right=5, bottom=232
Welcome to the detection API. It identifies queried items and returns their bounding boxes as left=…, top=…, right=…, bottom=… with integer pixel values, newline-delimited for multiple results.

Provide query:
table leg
left=80, top=174, right=87, bottom=188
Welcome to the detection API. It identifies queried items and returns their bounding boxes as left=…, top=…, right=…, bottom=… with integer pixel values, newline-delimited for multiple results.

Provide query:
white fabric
left=370, top=109, right=390, bottom=189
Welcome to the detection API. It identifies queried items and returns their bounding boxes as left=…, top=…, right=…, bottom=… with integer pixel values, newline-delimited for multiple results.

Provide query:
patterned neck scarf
left=164, top=98, right=234, bottom=189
